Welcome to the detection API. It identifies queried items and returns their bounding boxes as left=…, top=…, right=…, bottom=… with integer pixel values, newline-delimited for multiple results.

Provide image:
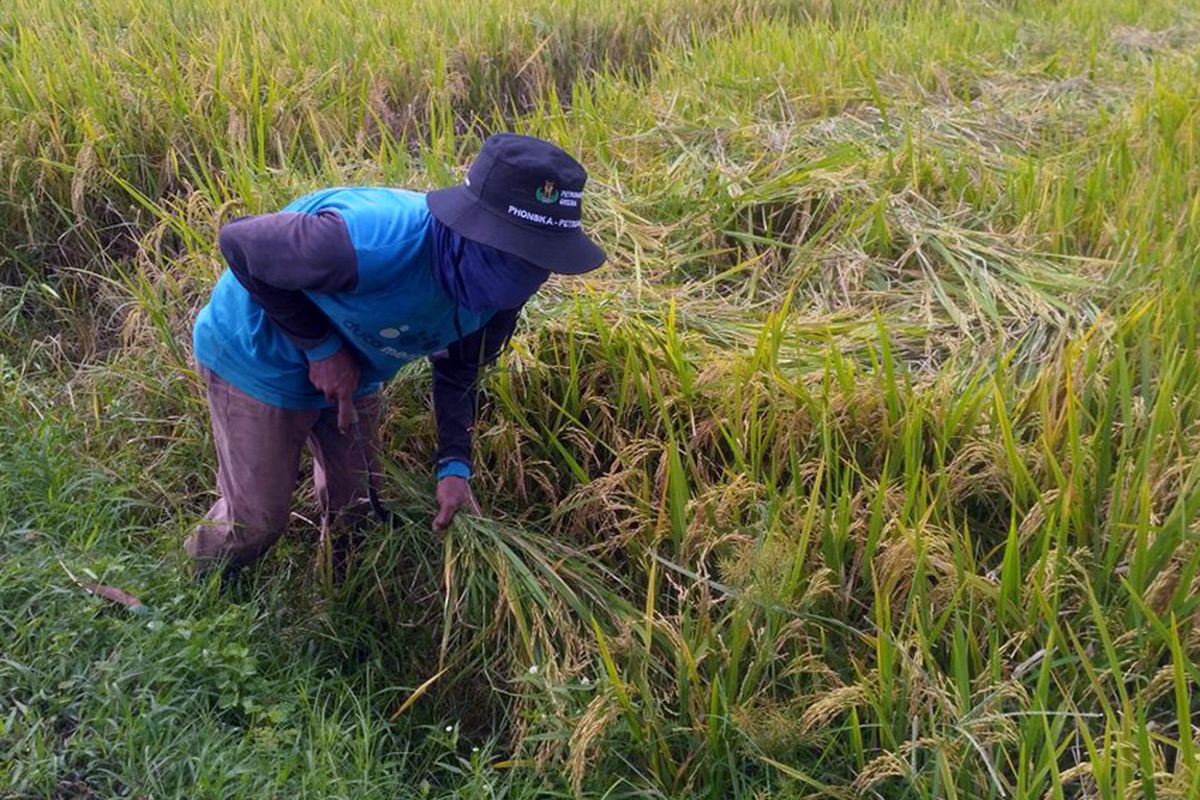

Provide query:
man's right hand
left=308, top=347, right=361, bottom=433
left=433, top=476, right=480, bottom=531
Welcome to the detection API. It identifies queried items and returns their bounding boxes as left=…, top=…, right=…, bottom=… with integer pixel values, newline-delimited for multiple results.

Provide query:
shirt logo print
left=377, top=324, right=439, bottom=353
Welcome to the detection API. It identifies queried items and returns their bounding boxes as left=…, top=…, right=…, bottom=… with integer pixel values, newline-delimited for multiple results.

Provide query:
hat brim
left=426, top=186, right=607, bottom=275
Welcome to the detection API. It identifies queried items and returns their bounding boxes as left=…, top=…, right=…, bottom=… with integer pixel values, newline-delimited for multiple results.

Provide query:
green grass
left=3, top=0, right=1200, bottom=796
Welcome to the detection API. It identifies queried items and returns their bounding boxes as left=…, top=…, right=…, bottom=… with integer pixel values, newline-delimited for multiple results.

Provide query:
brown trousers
left=185, top=366, right=380, bottom=573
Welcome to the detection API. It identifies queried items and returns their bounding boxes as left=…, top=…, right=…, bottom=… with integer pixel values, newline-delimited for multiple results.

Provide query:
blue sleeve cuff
left=436, top=460, right=472, bottom=481
left=304, top=333, right=343, bottom=361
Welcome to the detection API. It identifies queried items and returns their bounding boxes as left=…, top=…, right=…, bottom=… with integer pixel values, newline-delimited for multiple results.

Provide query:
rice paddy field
left=3, top=0, right=1200, bottom=796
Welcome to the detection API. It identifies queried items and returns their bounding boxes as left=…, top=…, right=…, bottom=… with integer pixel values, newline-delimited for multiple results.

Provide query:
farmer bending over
left=186, top=134, right=606, bottom=574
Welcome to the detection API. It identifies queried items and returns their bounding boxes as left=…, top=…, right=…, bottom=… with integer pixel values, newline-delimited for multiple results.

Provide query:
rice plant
left=3, top=0, right=1200, bottom=797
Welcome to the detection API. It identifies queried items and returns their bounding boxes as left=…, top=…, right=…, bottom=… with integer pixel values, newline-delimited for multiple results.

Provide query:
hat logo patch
left=535, top=179, right=559, bottom=205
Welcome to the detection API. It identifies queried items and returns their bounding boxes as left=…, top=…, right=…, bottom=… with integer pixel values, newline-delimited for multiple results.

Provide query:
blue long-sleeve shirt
left=193, top=187, right=521, bottom=476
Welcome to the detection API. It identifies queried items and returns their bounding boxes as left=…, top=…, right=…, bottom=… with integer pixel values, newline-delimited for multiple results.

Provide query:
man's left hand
left=433, top=476, right=480, bottom=531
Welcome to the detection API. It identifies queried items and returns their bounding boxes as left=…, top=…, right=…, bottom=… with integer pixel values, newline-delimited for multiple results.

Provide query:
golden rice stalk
left=853, top=751, right=909, bottom=792
left=876, top=522, right=961, bottom=613
left=567, top=689, right=622, bottom=797
left=1144, top=552, right=1184, bottom=617
left=797, top=683, right=867, bottom=736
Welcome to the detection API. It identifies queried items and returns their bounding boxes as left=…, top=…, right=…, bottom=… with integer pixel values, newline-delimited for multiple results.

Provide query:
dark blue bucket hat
left=426, top=133, right=607, bottom=275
